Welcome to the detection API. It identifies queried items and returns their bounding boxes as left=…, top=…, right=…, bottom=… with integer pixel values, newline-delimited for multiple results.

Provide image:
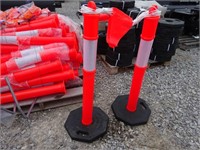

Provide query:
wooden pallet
left=179, top=36, right=199, bottom=51
left=1, top=78, right=83, bottom=114
left=100, top=55, right=170, bottom=75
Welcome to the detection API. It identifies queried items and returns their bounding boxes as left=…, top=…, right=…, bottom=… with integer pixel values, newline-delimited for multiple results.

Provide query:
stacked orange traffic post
left=0, top=11, right=82, bottom=106
left=112, top=6, right=160, bottom=126
left=1, top=82, right=66, bottom=104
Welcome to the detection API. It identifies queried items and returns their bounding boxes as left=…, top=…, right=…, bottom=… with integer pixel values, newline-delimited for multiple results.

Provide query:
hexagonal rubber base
left=64, top=107, right=109, bottom=143
left=112, top=95, right=151, bottom=126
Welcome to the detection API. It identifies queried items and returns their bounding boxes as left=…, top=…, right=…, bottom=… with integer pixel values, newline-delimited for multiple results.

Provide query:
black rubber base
left=64, top=107, right=109, bottom=143
left=112, top=95, right=151, bottom=126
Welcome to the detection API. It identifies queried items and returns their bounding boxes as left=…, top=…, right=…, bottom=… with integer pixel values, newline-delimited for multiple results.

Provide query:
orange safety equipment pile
left=0, top=2, right=49, bottom=28
left=0, top=4, right=83, bottom=105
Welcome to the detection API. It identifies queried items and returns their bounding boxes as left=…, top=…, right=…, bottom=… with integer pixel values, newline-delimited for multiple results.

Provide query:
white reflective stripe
left=118, top=53, right=120, bottom=60
left=83, top=39, right=97, bottom=71
left=133, top=44, right=136, bottom=52
left=172, top=37, right=175, bottom=44
left=122, top=1, right=125, bottom=10
left=16, top=30, right=38, bottom=36
left=20, top=46, right=44, bottom=57
left=115, top=59, right=118, bottom=66
left=135, top=39, right=154, bottom=67
left=15, top=53, right=42, bottom=68
left=154, top=55, right=157, bottom=61
left=167, top=44, right=170, bottom=51
left=0, top=36, right=17, bottom=44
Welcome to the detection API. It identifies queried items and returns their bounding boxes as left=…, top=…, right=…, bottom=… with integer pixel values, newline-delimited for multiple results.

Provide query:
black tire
left=158, top=18, right=184, bottom=28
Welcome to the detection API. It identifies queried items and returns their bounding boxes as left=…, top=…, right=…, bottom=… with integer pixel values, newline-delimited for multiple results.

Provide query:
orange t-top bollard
left=1, top=60, right=63, bottom=87
left=111, top=5, right=160, bottom=126
left=64, top=1, right=109, bottom=143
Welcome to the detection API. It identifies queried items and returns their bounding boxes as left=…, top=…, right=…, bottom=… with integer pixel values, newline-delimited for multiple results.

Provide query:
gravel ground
left=1, top=1, right=200, bottom=150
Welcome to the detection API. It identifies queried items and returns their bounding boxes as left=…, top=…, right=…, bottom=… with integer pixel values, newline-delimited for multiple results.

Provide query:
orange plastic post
left=2, top=28, right=63, bottom=37
left=3, top=18, right=59, bottom=33
left=1, top=54, right=12, bottom=63
left=126, top=9, right=160, bottom=112
left=81, top=2, right=99, bottom=126
left=27, top=70, right=75, bottom=86
left=3, top=48, right=77, bottom=74
left=1, top=45, right=19, bottom=54
left=126, top=66, right=147, bottom=111
left=0, top=33, right=77, bottom=47
left=1, top=63, right=8, bottom=75
left=30, top=14, right=59, bottom=24
left=0, top=82, right=66, bottom=104
left=82, top=70, right=96, bottom=125
left=0, top=49, right=68, bottom=75
left=27, top=36, right=76, bottom=48
left=1, top=60, right=63, bottom=86
left=14, top=60, right=63, bottom=82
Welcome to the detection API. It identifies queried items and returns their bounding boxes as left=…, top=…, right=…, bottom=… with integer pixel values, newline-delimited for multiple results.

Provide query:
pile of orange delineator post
left=0, top=12, right=83, bottom=105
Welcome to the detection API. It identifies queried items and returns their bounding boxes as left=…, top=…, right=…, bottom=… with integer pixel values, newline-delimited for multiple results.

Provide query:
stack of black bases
left=150, top=18, right=184, bottom=62
left=127, top=8, right=184, bottom=62
left=99, top=3, right=185, bottom=65
left=97, top=0, right=136, bottom=57
left=171, top=7, right=199, bottom=36
left=109, top=0, right=135, bottom=13
left=105, top=27, right=136, bottom=67
left=191, top=6, right=199, bottom=36
left=104, top=2, right=137, bottom=67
